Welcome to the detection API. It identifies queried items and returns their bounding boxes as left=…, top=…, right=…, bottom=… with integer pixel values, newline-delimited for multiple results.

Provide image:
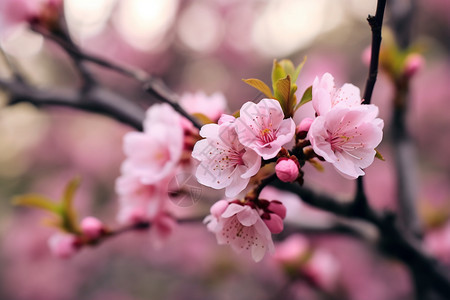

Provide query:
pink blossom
left=312, top=73, right=362, bottom=116
left=218, top=114, right=236, bottom=125
left=180, top=91, right=228, bottom=121
left=115, top=172, right=168, bottom=225
left=123, top=103, right=183, bottom=184
left=192, top=122, right=261, bottom=197
left=204, top=201, right=274, bottom=262
left=80, top=217, right=103, bottom=239
left=308, top=105, right=383, bottom=179
left=48, top=233, right=78, bottom=259
left=275, top=158, right=299, bottom=182
left=235, top=99, right=295, bottom=160
left=149, top=213, right=177, bottom=248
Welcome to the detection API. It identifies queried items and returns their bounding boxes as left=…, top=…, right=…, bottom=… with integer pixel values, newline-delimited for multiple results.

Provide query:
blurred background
left=0, top=0, right=449, bottom=299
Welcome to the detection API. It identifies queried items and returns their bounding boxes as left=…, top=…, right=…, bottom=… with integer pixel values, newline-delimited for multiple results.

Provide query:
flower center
left=260, top=128, right=275, bottom=144
left=212, top=148, right=245, bottom=172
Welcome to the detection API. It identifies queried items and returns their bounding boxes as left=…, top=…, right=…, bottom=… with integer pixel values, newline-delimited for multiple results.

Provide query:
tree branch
left=0, top=79, right=145, bottom=131
left=274, top=181, right=450, bottom=299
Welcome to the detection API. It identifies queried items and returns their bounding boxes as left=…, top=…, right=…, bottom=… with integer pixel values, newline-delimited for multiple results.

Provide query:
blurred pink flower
left=0, top=0, right=62, bottom=36
left=204, top=201, right=274, bottom=262
left=308, top=105, right=384, bottom=179
left=275, top=158, right=299, bottom=182
left=123, top=104, right=183, bottom=184
left=180, top=91, right=228, bottom=121
left=115, top=172, right=168, bottom=225
left=80, top=217, right=103, bottom=240
left=304, top=249, right=340, bottom=291
left=48, top=233, right=78, bottom=259
left=192, top=121, right=261, bottom=197
left=235, top=99, right=295, bottom=160
left=424, top=221, right=450, bottom=264
left=312, top=73, right=362, bottom=116
left=273, top=234, right=310, bottom=265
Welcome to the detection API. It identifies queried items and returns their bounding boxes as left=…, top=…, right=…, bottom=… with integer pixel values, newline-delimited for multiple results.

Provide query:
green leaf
left=308, top=158, right=324, bottom=172
left=293, top=56, right=307, bottom=83
left=272, top=60, right=287, bottom=91
left=274, top=76, right=292, bottom=115
left=242, top=78, right=273, bottom=98
left=192, top=113, right=214, bottom=125
left=375, top=149, right=385, bottom=161
left=13, top=194, right=60, bottom=214
left=61, top=177, right=81, bottom=234
left=295, top=85, right=312, bottom=110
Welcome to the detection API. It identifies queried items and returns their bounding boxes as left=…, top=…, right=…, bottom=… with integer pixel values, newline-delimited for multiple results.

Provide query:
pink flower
left=80, top=217, right=103, bottom=240
left=149, top=213, right=177, bottom=248
left=235, top=99, right=295, bottom=160
left=179, top=91, right=228, bottom=121
left=123, top=103, right=183, bottom=184
left=192, top=122, right=261, bottom=197
left=312, top=73, right=362, bottom=116
left=115, top=172, right=168, bottom=225
left=48, top=233, right=78, bottom=259
left=204, top=201, right=274, bottom=262
left=275, top=158, right=299, bottom=182
left=308, top=105, right=383, bottom=179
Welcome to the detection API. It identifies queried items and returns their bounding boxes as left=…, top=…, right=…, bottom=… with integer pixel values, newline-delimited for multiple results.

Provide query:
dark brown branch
left=274, top=181, right=450, bottom=299
left=0, top=79, right=145, bottom=131
left=362, top=0, right=387, bottom=105
left=355, top=0, right=387, bottom=209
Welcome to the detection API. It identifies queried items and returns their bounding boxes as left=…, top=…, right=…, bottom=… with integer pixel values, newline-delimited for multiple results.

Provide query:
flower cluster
left=191, top=65, right=383, bottom=261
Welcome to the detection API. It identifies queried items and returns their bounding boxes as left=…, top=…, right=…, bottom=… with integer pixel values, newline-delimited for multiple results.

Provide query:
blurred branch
left=31, top=25, right=202, bottom=130
left=389, top=0, right=422, bottom=239
left=0, top=78, right=145, bottom=130
left=274, top=180, right=450, bottom=299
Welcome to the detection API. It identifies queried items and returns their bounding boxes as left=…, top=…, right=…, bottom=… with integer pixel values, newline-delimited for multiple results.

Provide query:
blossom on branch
left=204, top=200, right=275, bottom=262
left=308, top=105, right=383, bottom=179
left=235, top=99, right=295, bottom=160
left=312, top=73, right=362, bottom=116
left=192, top=120, right=261, bottom=197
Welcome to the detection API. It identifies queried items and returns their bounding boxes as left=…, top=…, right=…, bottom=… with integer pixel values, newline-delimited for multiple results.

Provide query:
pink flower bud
left=404, top=53, right=424, bottom=78
left=361, top=46, right=371, bottom=66
left=218, top=114, right=235, bottom=125
left=210, top=199, right=230, bottom=218
left=48, top=233, right=78, bottom=259
left=81, top=217, right=103, bottom=239
left=268, top=200, right=287, bottom=219
left=275, top=159, right=299, bottom=182
left=273, top=235, right=309, bottom=265
left=296, top=117, right=314, bottom=134
left=263, top=213, right=284, bottom=234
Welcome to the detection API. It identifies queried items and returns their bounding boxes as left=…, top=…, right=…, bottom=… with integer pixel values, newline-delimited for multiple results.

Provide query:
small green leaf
left=293, top=56, right=307, bottom=83
left=295, top=85, right=312, bottom=110
left=308, top=158, right=324, bottom=172
left=13, top=194, right=60, bottom=214
left=375, top=149, right=385, bottom=161
left=272, top=60, right=287, bottom=91
left=61, top=177, right=81, bottom=234
left=242, top=78, right=273, bottom=98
